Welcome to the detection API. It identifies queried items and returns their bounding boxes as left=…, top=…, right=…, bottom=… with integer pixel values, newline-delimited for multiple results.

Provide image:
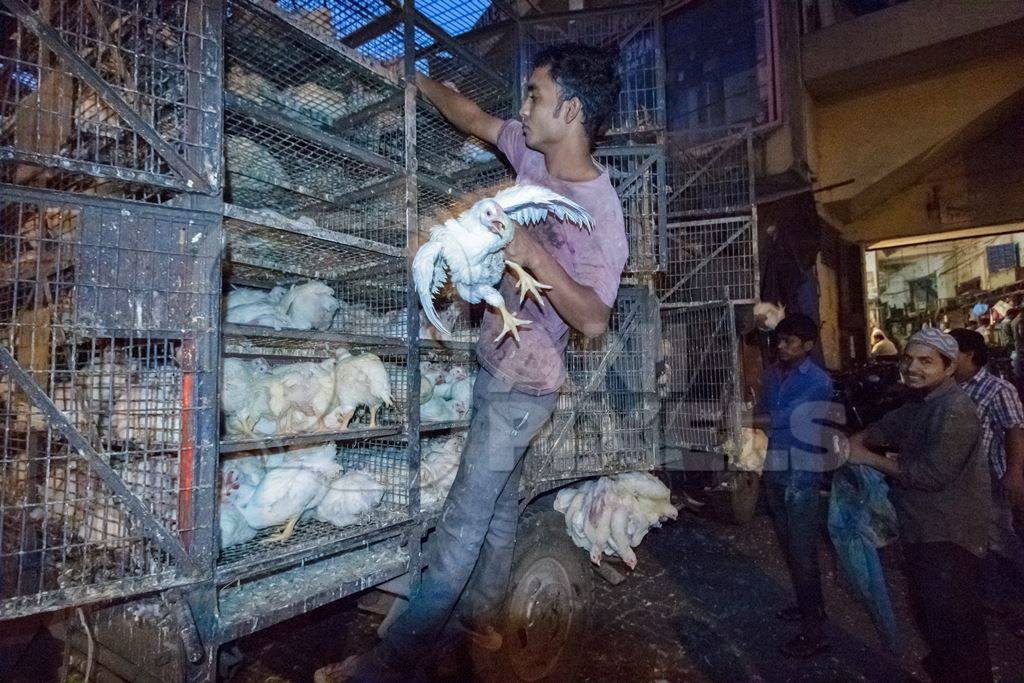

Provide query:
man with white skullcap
left=842, top=327, right=993, bottom=681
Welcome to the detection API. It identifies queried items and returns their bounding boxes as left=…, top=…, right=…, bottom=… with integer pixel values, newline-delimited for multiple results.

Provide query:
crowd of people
left=759, top=315, right=1024, bottom=681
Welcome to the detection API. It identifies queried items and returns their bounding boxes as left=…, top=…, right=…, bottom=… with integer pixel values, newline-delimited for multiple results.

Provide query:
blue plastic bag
left=828, top=464, right=900, bottom=651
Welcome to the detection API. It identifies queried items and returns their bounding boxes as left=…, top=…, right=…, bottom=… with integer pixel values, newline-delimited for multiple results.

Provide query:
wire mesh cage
left=1, top=0, right=222, bottom=194
left=664, top=126, right=754, bottom=220
left=219, top=344, right=409, bottom=452
left=658, top=213, right=759, bottom=305
left=518, top=2, right=664, bottom=138
left=410, top=1, right=517, bottom=179
left=659, top=301, right=742, bottom=454
left=525, top=285, right=659, bottom=486
left=0, top=185, right=220, bottom=618
left=595, top=145, right=665, bottom=275
left=215, top=438, right=411, bottom=580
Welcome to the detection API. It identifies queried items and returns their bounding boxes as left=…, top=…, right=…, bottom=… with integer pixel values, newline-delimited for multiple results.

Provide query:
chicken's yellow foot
left=261, top=514, right=301, bottom=544
left=493, top=304, right=531, bottom=344
left=506, top=260, right=552, bottom=307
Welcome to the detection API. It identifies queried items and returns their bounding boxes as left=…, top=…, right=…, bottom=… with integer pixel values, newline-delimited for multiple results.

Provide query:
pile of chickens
left=419, top=360, right=474, bottom=423
left=219, top=444, right=387, bottom=549
left=222, top=348, right=392, bottom=438
left=225, top=280, right=340, bottom=332
left=553, top=472, right=678, bottom=570
left=419, top=435, right=464, bottom=511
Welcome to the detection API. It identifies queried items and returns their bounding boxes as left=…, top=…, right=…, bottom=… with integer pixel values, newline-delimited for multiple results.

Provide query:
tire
left=476, top=507, right=593, bottom=682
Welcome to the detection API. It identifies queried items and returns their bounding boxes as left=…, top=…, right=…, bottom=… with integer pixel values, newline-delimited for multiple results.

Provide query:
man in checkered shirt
left=950, top=328, right=1024, bottom=637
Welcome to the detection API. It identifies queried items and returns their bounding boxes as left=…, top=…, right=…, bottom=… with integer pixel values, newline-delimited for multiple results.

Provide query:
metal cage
left=525, top=285, right=660, bottom=489
left=0, top=184, right=221, bottom=619
left=658, top=126, right=758, bottom=305
left=518, top=2, right=665, bottom=138
left=1, top=0, right=223, bottom=195
left=659, top=300, right=742, bottom=454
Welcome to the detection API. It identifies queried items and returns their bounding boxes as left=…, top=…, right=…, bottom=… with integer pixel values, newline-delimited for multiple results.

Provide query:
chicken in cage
left=221, top=349, right=395, bottom=439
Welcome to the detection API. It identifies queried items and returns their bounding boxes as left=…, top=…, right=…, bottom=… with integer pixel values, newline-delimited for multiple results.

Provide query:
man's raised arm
left=416, top=75, right=503, bottom=146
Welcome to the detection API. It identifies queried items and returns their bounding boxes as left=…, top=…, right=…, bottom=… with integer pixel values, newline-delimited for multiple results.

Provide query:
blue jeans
left=765, top=475, right=826, bottom=630
left=378, top=368, right=558, bottom=671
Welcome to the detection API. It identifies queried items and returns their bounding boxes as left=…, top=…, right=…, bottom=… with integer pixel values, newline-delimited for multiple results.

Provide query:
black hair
left=949, top=328, right=989, bottom=367
left=531, top=43, right=621, bottom=142
left=775, top=313, right=819, bottom=344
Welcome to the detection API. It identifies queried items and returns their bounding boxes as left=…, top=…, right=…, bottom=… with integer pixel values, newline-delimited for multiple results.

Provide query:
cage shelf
left=419, top=418, right=472, bottom=434
left=223, top=202, right=403, bottom=284
left=219, top=426, right=404, bottom=455
left=228, top=0, right=401, bottom=95
left=215, top=516, right=413, bottom=588
left=222, top=323, right=407, bottom=359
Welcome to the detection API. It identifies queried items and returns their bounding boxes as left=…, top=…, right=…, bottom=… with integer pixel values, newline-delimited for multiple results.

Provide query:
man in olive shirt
left=844, top=327, right=992, bottom=682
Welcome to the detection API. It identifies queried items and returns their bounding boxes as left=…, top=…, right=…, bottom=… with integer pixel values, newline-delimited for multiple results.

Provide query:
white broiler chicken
left=312, top=470, right=385, bottom=527
left=225, top=286, right=286, bottom=311
left=236, top=446, right=342, bottom=543
left=226, top=135, right=290, bottom=194
left=278, top=281, right=339, bottom=331
left=223, top=360, right=276, bottom=438
left=420, top=435, right=464, bottom=510
left=723, top=427, right=769, bottom=473
left=285, top=81, right=353, bottom=124
left=326, top=349, right=392, bottom=431
left=420, top=393, right=456, bottom=423
left=554, top=472, right=677, bottom=570
left=108, top=366, right=181, bottom=446
left=753, top=301, right=786, bottom=331
left=413, top=184, right=594, bottom=343
left=264, top=357, right=337, bottom=434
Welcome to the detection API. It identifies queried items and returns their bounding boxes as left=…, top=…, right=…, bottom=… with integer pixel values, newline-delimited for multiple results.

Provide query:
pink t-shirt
left=476, top=120, right=628, bottom=395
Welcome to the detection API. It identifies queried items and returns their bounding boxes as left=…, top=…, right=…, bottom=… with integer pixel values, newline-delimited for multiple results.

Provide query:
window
left=664, top=0, right=779, bottom=130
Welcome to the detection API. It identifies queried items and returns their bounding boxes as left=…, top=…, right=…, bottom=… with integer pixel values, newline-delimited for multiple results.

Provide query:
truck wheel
left=478, top=508, right=593, bottom=682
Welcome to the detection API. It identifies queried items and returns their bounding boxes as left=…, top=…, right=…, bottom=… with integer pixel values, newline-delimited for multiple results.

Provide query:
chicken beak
left=488, top=218, right=505, bottom=235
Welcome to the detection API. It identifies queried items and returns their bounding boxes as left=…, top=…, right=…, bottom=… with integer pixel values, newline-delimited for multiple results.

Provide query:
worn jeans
left=377, top=368, right=557, bottom=671
left=904, top=542, right=992, bottom=683
left=765, top=475, right=826, bottom=631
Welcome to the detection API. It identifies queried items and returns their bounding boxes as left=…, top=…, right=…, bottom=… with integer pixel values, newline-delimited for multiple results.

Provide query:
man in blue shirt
left=755, top=313, right=833, bottom=657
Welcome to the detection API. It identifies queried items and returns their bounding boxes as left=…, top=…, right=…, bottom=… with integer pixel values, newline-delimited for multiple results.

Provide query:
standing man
left=755, top=313, right=833, bottom=657
left=949, top=329, right=1024, bottom=637
left=317, top=44, right=626, bottom=682
left=844, top=328, right=992, bottom=682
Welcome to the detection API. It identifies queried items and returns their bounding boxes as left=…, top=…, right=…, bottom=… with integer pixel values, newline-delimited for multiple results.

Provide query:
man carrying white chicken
left=317, top=44, right=626, bottom=682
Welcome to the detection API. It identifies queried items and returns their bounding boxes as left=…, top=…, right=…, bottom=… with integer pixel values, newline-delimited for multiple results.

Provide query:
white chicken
left=554, top=472, right=678, bottom=570
left=285, top=81, right=354, bottom=124
left=235, top=445, right=342, bottom=543
left=225, top=301, right=292, bottom=330
left=226, top=135, right=289, bottom=195
left=278, top=281, right=339, bottom=331
left=312, top=470, right=385, bottom=527
left=420, top=392, right=457, bottom=423
left=223, top=362, right=276, bottom=438
left=723, top=427, right=769, bottom=473
left=753, top=301, right=786, bottom=331
left=326, top=349, right=393, bottom=431
left=264, top=357, right=337, bottom=433
left=107, top=366, right=181, bottom=446
left=413, top=184, right=594, bottom=343
left=420, top=435, right=464, bottom=510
